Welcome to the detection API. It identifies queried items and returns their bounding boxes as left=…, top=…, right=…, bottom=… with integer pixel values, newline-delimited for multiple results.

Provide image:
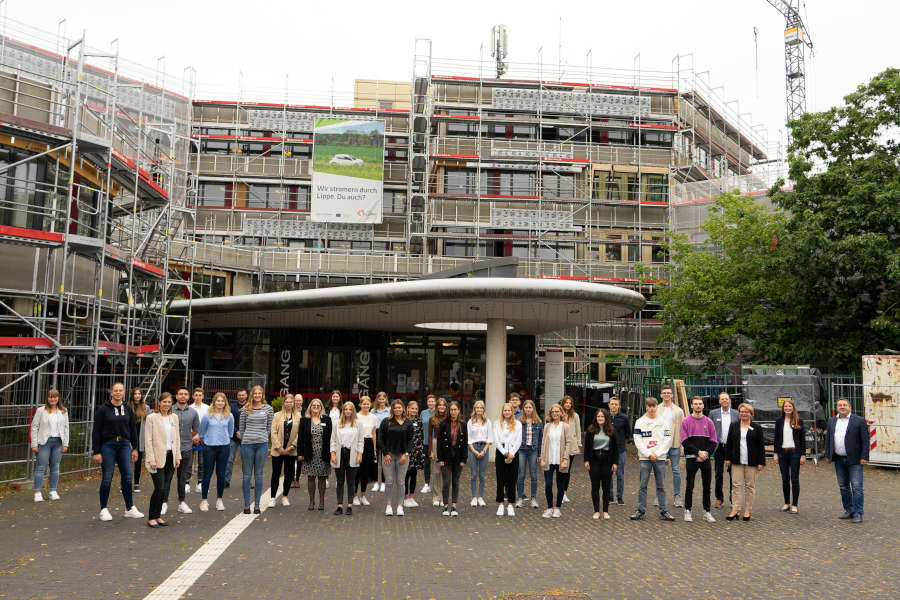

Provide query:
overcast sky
left=6, top=0, right=897, bottom=157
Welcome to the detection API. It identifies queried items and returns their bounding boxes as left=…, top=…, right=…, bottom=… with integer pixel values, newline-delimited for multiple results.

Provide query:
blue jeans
left=34, top=436, right=62, bottom=491
left=543, top=464, right=565, bottom=508
left=225, top=439, right=240, bottom=484
left=202, top=444, right=230, bottom=499
left=609, top=450, right=626, bottom=502
left=638, top=459, right=667, bottom=513
left=517, top=447, right=539, bottom=499
left=241, top=442, right=268, bottom=508
left=99, top=440, right=134, bottom=510
left=667, top=447, right=682, bottom=498
left=468, top=442, right=488, bottom=498
left=833, top=456, right=864, bottom=515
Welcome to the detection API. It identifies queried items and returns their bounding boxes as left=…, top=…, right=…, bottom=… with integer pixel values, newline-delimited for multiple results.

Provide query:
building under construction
left=0, top=17, right=780, bottom=479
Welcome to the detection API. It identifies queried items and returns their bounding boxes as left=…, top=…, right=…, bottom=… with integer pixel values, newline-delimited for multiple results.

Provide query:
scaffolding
left=0, top=17, right=197, bottom=482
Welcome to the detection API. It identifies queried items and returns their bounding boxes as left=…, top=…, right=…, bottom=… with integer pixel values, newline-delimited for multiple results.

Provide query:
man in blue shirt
left=420, top=394, right=436, bottom=495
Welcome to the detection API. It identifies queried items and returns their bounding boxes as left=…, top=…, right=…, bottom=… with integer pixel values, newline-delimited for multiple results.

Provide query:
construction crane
left=766, top=1, right=814, bottom=126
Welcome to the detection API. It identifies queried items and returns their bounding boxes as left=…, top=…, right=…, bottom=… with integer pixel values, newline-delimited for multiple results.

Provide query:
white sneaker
left=281, top=496, right=290, bottom=506
left=506, top=505, right=515, bottom=516
left=552, top=508, right=562, bottom=518
left=432, top=497, right=440, bottom=507
left=477, top=497, right=487, bottom=507
left=515, top=499, right=523, bottom=508
left=177, top=502, right=192, bottom=514
left=396, top=505, right=405, bottom=516
left=683, top=509, right=693, bottom=522
left=216, top=499, right=225, bottom=511
left=352, top=496, right=361, bottom=506
left=442, top=507, right=451, bottom=516
left=420, top=484, right=431, bottom=494
left=99, top=508, right=113, bottom=521
left=562, top=493, right=570, bottom=503
left=496, top=504, right=505, bottom=516
left=674, top=496, right=683, bottom=508
left=195, top=483, right=202, bottom=493
left=407, top=498, right=418, bottom=508
left=653, top=497, right=659, bottom=506
left=530, top=498, right=540, bottom=509
left=124, top=506, right=144, bottom=519
left=385, top=505, right=393, bottom=516
left=48, top=491, right=60, bottom=501
left=185, top=483, right=190, bottom=495
left=703, top=511, right=716, bottom=523
left=403, top=498, right=414, bottom=508
left=161, top=502, right=168, bottom=515
left=542, top=508, right=553, bottom=518
left=471, top=497, right=478, bottom=507
left=268, top=498, right=277, bottom=508
left=361, top=496, right=371, bottom=506
left=34, top=492, right=44, bottom=503
left=199, top=500, right=209, bottom=512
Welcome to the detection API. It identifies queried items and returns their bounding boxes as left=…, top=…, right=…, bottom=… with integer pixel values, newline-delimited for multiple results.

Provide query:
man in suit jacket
left=709, top=392, right=740, bottom=508
left=825, top=398, right=869, bottom=523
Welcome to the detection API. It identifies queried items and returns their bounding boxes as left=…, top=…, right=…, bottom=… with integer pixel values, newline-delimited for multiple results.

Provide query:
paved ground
left=0, top=455, right=897, bottom=600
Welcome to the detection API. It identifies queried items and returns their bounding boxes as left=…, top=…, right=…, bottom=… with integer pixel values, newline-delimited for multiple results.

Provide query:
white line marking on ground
left=142, top=479, right=283, bottom=600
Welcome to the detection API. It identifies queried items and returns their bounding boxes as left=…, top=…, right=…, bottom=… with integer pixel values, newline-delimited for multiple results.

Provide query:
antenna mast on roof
left=491, top=24, right=508, bottom=78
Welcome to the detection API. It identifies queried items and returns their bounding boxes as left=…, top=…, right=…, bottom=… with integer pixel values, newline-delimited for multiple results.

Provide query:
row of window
left=195, top=183, right=407, bottom=213
left=443, top=121, right=673, bottom=147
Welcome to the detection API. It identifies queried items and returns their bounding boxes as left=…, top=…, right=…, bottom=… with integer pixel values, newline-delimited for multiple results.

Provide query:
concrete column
left=485, top=318, right=507, bottom=426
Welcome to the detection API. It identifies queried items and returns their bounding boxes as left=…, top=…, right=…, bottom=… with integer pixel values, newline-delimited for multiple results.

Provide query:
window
left=605, top=244, right=622, bottom=261
left=198, top=183, right=228, bottom=207
left=645, top=174, right=667, bottom=203
left=652, top=245, right=667, bottom=263
left=384, top=191, right=406, bottom=214
left=378, top=101, right=393, bottom=109
left=542, top=174, right=574, bottom=198
left=627, top=242, right=642, bottom=262
left=447, top=121, right=477, bottom=136
left=247, top=185, right=268, bottom=209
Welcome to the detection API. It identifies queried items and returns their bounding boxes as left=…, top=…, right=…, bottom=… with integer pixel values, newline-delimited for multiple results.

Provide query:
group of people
left=29, top=382, right=870, bottom=526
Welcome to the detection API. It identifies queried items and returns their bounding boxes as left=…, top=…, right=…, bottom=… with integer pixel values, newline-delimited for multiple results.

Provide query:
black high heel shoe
left=742, top=515, right=751, bottom=521
left=726, top=512, right=739, bottom=521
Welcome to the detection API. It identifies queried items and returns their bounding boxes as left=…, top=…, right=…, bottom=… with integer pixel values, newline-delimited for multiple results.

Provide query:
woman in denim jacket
left=516, top=399, right=543, bottom=509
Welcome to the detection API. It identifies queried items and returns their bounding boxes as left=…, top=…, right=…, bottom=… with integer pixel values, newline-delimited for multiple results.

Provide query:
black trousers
left=441, top=461, right=463, bottom=505
left=133, top=451, right=145, bottom=486
left=778, top=449, right=801, bottom=505
left=588, top=458, right=613, bottom=513
left=561, top=454, right=576, bottom=492
left=423, top=447, right=431, bottom=484
left=176, top=448, right=193, bottom=501
left=149, top=451, right=175, bottom=520
left=335, top=448, right=357, bottom=505
left=270, top=454, right=296, bottom=498
left=714, top=446, right=732, bottom=503
left=495, top=450, right=519, bottom=503
left=404, top=468, right=418, bottom=495
left=685, top=457, right=712, bottom=512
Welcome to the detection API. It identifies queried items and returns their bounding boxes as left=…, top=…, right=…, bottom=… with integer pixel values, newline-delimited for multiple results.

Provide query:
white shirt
left=662, top=405, right=674, bottom=429
left=193, top=402, right=209, bottom=422
left=834, top=415, right=851, bottom=456
left=467, top=418, right=493, bottom=444
left=357, top=413, right=377, bottom=439
left=782, top=420, right=795, bottom=449
left=720, top=410, right=732, bottom=438
left=329, top=408, right=341, bottom=425
left=46, top=411, right=63, bottom=438
left=492, top=420, right=522, bottom=456
left=163, top=418, right=174, bottom=451
left=336, top=425, right=359, bottom=449
left=739, top=426, right=749, bottom=464
left=546, top=422, right=563, bottom=465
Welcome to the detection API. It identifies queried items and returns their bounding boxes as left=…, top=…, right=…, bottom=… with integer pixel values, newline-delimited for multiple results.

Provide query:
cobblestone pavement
left=0, top=456, right=897, bottom=600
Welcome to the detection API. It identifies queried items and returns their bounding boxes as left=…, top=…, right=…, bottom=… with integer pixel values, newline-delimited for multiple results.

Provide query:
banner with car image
left=311, top=118, right=385, bottom=223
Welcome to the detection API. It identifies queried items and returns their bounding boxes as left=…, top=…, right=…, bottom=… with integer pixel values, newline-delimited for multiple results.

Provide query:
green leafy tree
left=656, top=68, right=899, bottom=371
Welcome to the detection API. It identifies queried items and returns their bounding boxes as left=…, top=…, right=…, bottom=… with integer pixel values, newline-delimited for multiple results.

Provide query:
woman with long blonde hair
left=429, top=397, right=449, bottom=506
left=540, top=403, right=574, bottom=518
left=269, top=394, right=300, bottom=508
left=300, top=398, right=332, bottom=510
left=144, top=392, right=180, bottom=527
left=493, top=402, right=522, bottom=516
left=353, top=395, right=378, bottom=506
left=378, top=399, right=413, bottom=516
left=199, top=392, right=233, bottom=512
left=516, top=399, right=543, bottom=508
left=372, top=391, right=390, bottom=492
left=774, top=398, right=806, bottom=513
left=239, top=385, right=273, bottom=514
left=331, top=401, right=364, bottom=515
left=467, top=399, right=492, bottom=507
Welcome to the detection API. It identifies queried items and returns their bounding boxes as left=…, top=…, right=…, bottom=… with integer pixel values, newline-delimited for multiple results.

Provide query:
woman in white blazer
left=330, top=401, right=365, bottom=515
left=30, top=389, right=70, bottom=502
left=144, top=392, right=181, bottom=528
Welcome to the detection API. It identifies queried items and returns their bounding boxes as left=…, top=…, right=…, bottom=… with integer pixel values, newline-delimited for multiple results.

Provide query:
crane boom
left=766, top=0, right=814, bottom=127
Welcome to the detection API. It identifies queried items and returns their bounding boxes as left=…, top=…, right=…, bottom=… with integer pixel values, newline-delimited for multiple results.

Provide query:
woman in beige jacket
left=539, top=403, right=574, bottom=518
left=269, top=395, right=300, bottom=507
left=560, top=395, right=582, bottom=504
left=144, top=392, right=181, bottom=528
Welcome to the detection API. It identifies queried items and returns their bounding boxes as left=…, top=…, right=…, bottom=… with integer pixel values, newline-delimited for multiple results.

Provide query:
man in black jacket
left=608, top=397, right=631, bottom=505
left=825, top=398, right=869, bottom=523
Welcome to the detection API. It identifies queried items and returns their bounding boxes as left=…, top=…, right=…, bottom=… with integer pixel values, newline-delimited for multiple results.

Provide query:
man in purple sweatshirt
left=680, top=396, right=718, bottom=523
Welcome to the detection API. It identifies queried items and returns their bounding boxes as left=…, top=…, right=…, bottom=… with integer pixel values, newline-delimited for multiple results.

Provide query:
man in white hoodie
left=630, top=397, right=676, bottom=521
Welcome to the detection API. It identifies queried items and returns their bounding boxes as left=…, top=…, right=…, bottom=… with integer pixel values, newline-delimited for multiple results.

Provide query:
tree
left=656, top=68, right=899, bottom=371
